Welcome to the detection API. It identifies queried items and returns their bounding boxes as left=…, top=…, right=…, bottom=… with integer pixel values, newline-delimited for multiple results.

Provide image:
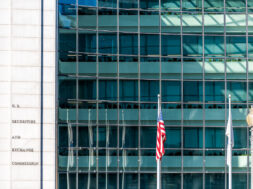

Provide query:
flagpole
left=228, top=94, right=232, bottom=189
left=157, top=94, right=161, bottom=189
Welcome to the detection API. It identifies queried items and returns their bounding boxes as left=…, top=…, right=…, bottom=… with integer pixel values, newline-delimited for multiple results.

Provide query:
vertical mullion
left=138, top=0, right=141, bottom=188
left=202, top=0, right=205, bottom=186
left=246, top=0, right=249, bottom=188
left=224, top=0, right=227, bottom=188
left=96, top=0, right=99, bottom=188
left=75, top=0, right=79, bottom=188
left=116, top=0, right=120, bottom=188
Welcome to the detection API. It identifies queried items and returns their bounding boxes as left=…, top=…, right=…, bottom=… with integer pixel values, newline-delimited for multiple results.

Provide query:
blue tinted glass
left=162, top=81, right=181, bottom=102
left=141, top=127, right=156, bottom=148
left=227, top=82, right=246, bottom=102
left=162, top=35, right=181, bottom=56
left=59, top=174, right=76, bottom=189
left=184, top=174, right=203, bottom=189
left=165, top=128, right=181, bottom=148
left=78, top=174, right=96, bottom=189
left=79, top=32, right=96, bottom=53
left=205, top=36, right=224, bottom=57
left=205, top=174, right=225, bottom=189
left=119, top=0, right=138, bottom=8
left=99, top=80, right=117, bottom=100
left=59, top=79, right=76, bottom=108
left=183, top=81, right=203, bottom=102
left=140, top=80, right=159, bottom=101
left=59, top=126, right=77, bottom=147
left=140, top=174, right=156, bottom=189
left=79, top=80, right=96, bottom=100
left=183, top=36, right=203, bottom=56
left=119, top=34, right=138, bottom=55
left=59, top=0, right=76, bottom=4
left=140, top=0, right=159, bottom=9
left=205, top=128, right=225, bottom=148
left=99, top=33, right=117, bottom=54
left=119, top=80, right=138, bottom=101
left=162, top=174, right=181, bottom=189
left=234, top=128, right=247, bottom=148
left=59, top=4, right=76, bottom=28
left=184, top=128, right=203, bottom=148
left=120, top=174, right=138, bottom=189
left=59, top=29, right=76, bottom=52
left=226, top=36, right=246, bottom=57
left=79, top=0, right=96, bottom=6
left=140, top=34, right=159, bottom=55
left=98, top=0, right=117, bottom=8
left=205, top=81, right=225, bottom=102
left=232, top=174, right=247, bottom=188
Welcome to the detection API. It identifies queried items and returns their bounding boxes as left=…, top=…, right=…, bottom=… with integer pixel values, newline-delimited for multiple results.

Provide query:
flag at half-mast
left=156, top=107, right=166, bottom=160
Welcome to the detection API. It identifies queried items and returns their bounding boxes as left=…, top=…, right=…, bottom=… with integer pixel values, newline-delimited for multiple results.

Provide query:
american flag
left=156, top=108, right=166, bottom=160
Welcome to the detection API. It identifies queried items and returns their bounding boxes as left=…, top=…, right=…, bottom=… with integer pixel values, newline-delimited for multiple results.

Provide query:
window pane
left=161, top=0, right=180, bottom=11
left=205, top=174, right=225, bottom=189
left=79, top=0, right=97, bottom=6
left=98, top=8, right=117, bottom=31
left=119, top=10, right=138, bottom=32
left=140, top=34, right=159, bottom=55
left=205, top=81, right=225, bottom=102
left=99, top=80, right=117, bottom=101
left=227, top=82, right=247, bottom=103
left=141, top=127, right=156, bottom=148
left=78, top=6, right=96, bottom=30
left=119, top=0, right=138, bottom=8
left=204, top=36, right=224, bottom=57
left=99, top=32, right=117, bottom=54
left=98, top=55, right=117, bottom=77
left=182, top=13, right=202, bottom=34
left=59, top=29, right=76, bottom=52
left=184, top=174, right=203, bottom=189
left=140, top=11, right=159, bottom=33
left=205, top=128, right=225, bottom=148
left=226, top=36, right=246, bottom=57
left=183, top=81, right=203, bottom=102
left=234, top=128, right=247, bottom=148
left=161, top=13, right=181, bottom=33
left=59, top=4, right=76, bottom=28
left=184, top=128, right=203, bottom=148
left=98, top=0, right=117, bottom=8
left=226, top=0, right=246, bottom=12
left=140, top=80, right=159, bottom=102
left=165, top=127, right=181, bottom=148
left=119, top=80, right=138, bottom=101
left=140, top=0, right=159, bottom=9
left=182, top=0, right=202, bottom=11
left=79, top=79, right=96, bottom=100
left=162, top=81, right=181, bottom=102
left=162, top=35, right=181, bottom=56
left=79, top=31, right=96, bottom=53
left=119, top=34, right=138, bottom=55
left=183, top=36, right=203, bottom=57
left=204, top=0, right=224, bottom=12
left=162, top=174, right=181, bottom=188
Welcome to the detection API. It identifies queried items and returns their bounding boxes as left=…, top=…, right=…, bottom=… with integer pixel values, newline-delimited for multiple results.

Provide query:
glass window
left=162, top=35, right=181, bottom=56
left=183, top=58, right=203, bottom=79
left=161, top=58, right=181, bottom=79
left=140, top=34, right=159, bottom=55
left=182, top=0, right=202, bottom=11
left=98, top=8, right=117, bottom=31
left=234, top=128, right=247, bottom=148
left=141, top=127, right=156, bottom=148
left=119, top=10, right=138, bottom=32
left=59, top=4, right=76, bottom=28
left=78, top=6, right=96, bottom=30
left=162, top=81, right=181, bottom=102
left=98, top=174, right=117, bottom=189
left=59, top=125, right=77, bottom=147
left=59, top=174, right=76, bottom=189
left=59, top=0, right=76, bottom=4
left=140, top=11, right=159, bottom=33
left=165, top=128, right=181, bottom=148
left=205, top=174, right=225, bottom=189
left=59, top=78, right=76, bottom=108
left=98, top=126, right=117, bottom=147
left=140, top=80, right=159, bottom=102
left=183, top=174, right=203, bottom=189
left=119, top=0, right=138, bottom=8
left=183, top=81, right=203, bottom=102
left=119, top=56, right=138, bottom=78
left=232, top=174, right=247, bottom=188
left=226, top=0, right=246, bottom=12
left=226, top=36, right=246, bottom=57
left=162, top=174, right=181, bottom=189
left=182, top=13, right=202, bottom=34
left=161, top=0, right=180, bottom=11
left=227, top=82, right=247, bottom=103
left=121, top=127, right=138, bottom=148
left=79, top=79, right=96, bottom=100
left=99, top=80, right=117, bottom=101
left=183, top=128, right=203, bottom=148
left=140, top=174, right=157, bottom=188
left=161, top=12, right=181, bottom=33
left=119, top=80, right=138, bottom=101
left=119, top=34, right=138, bottom=55
left=226, top=58, right=246, bottom=80
left=204, top=36, right=224, bottom=57
left=140, top=57, right=160, bottom=79
left=248, top=37, right=253, bottom=57
left=98, top=0, right=117, bottom=8
left=140, top=0, right=159, bottom=9
left=183, top=35, right=203, bottom=57
left=120, top=174, right=138, bottom=189
left=79, top=126, right=96, bottom=147
left=78, top=174, right=96, bottom=189
left=226, top=14, right=246, bottom=34
left=205, top=128, right=225, bottom=148
left=59, top=29, right=76, bottom=52
left=204, top=58, right=225, bottom=80
left=98, top=55, right=117, bottom=77
left=204, top=14, right=224, bottom=34
left=79, top=0, right=97, bottom=6
left=205, top=81, right=225, bottom=102
left=99, top=32, right=117, bottom=54
left=204, top=0, right=224, bottom=12
left=79, top=31, right=96, bottom=53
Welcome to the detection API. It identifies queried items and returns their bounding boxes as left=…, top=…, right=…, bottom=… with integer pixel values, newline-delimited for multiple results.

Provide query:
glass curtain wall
left=58, top=0, right=253, bottom=188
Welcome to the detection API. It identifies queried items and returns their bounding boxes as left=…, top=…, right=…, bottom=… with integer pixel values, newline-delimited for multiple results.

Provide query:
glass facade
left=58, top=0, right=253, bottom=188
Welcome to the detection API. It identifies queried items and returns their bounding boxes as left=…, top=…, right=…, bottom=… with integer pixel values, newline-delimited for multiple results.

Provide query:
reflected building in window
left=58, top=0, right=253, bottom=188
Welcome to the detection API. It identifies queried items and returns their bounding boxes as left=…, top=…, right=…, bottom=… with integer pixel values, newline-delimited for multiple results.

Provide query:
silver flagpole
left=157, top=94, right=161, bottom=189
left=228, top=95, right=232, bottom=189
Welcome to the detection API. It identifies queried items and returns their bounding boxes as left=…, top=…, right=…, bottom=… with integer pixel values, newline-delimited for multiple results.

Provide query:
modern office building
left=1, top=0, right=253, bottom=188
